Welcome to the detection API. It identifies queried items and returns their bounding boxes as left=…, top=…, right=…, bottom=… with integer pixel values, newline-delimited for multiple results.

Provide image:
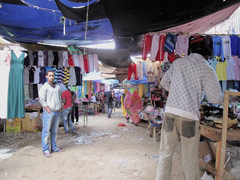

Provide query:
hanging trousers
left=142, top=34, right=152, bottom=60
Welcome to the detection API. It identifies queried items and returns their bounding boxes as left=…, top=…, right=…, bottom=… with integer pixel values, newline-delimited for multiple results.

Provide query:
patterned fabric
left=57, top=67, right=64, bottom=84
left=62, top=68, right=70, bottom=85
left=164, top=33, right=178, bottom=54
left=216, top=59, right=227, bottom=81
left=160, top=53, right=223, bottom=120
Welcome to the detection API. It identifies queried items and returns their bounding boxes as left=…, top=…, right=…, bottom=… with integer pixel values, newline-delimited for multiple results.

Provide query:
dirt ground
left=0, top=108, right=187, bottom=180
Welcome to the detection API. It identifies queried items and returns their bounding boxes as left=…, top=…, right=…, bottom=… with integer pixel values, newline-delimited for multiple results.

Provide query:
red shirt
left=62, top=90, right=72, bottom=109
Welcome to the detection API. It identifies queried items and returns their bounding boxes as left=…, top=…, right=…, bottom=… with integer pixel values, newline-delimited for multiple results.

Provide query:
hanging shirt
left=43, top=51, right=48, bottom=66
left=68, top=67, right=77, bottom=86
left=38, top=51, right=44, bottom=66
left=68, top=54, right=74, bottom=66
left=164, top=33, right=178, bottom=54
left=74, top=67, right=82, bottom=86
left=79, top=54, right=85, bottom=73
left=233, top=56, right=240, bottom=80
left=57, top=67, right=64, bottom=84
left=53, top=51, right=59, bottom=66
left=24, top=51, right=29, bottom=66
left=29, top=66, right=35, bottom=83
left=222, top=35, right=232, bottom=59
left=32, top=51, right=38, bottom=65
left=226, top=57, right=236, bottom=80
left=216, top=59, right=228, bottom=81
left=24, top=66, right=29, bottom=84
left=142, top=33, right=152, bottom=60
left=48, top=51, right=54, bottom=66
left=62, top=51, right=68, bottom=68
left=127, top=63, right=138, bottom=80
left=39, top=67, right=46, bottom=84
left=63, top=68, right=70, bottom=85
left=212, top=35, right=225, bottom=61
left=93, top=54, right=100, bottom=72
left=155, top=34, right=166, bottom=61
left=88, top=54, right=94, bottom=72
left=150, top=34, right=160, bottom=61
left=175, top=35, right=189, bottom=57
left=73, top=54, right=80, bottom=67
left=230, top=35, right=239, bottom=56
left=58, top=51, right=64, bottom=68
left=33, top=66, right=41, bottom=84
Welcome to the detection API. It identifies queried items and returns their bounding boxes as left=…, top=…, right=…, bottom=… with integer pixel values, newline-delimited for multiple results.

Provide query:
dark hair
left=46, top=69, right=54, bottom=75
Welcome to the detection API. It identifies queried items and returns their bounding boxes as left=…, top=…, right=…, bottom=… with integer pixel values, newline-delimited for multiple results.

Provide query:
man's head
left=46, top=69, right=55, bottom=83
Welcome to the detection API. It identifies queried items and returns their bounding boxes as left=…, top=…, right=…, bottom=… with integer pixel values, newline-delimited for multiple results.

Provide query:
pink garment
left=233, top=56, right=240, bottom=80
left=175, top=35, right=189, bottom=57
left=142, top=34, right=152, bottom=60
left=150, top=34, right=160, bottom=61
left=96, top=82, right=100, bottom=93
left=93, top=54, right=100, bottom=72
left=155, top=34, right=166, bottom=61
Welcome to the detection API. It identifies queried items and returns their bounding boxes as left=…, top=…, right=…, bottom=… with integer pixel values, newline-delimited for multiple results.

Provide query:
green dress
left=7, top=51, right=25, bottom=119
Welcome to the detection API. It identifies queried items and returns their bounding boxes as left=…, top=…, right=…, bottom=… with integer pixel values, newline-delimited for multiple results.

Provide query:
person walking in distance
left=39, top=69, right=64, bottom=158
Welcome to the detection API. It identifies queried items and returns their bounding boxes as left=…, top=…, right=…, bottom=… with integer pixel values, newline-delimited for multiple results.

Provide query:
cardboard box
left=6, top=118, right=21, bottom=133
left=21, top=113, right=39, bottom=132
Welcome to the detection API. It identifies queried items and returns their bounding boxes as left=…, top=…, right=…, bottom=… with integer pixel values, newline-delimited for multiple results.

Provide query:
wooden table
left=200, top=91, right=240, bottom=180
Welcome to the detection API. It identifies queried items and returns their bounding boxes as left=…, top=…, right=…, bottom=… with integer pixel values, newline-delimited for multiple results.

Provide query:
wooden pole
left=218, top=91, right=229, bottom=179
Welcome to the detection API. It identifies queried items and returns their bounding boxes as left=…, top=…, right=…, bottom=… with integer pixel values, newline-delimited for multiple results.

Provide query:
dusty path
left=0, top=109, right=185, bottom=180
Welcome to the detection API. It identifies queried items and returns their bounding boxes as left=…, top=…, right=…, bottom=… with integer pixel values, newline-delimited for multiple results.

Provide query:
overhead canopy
left=0, top=0, right=239, bottom=67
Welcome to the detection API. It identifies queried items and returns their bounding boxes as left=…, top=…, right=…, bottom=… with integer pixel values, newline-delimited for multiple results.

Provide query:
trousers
left=156, top=113, right=200, bottom=180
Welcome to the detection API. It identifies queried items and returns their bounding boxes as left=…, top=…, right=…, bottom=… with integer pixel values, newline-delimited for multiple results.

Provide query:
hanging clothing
left=93, top=54, right=100, bottom=72
left=127, top=63, right=138, bottom=80
left=43, top=51, right=48, bottom=66
left=175, top=35, right=189, bottom=57
left=48, top=51, right=54, bottom=66
left=24, top=51, right=29, bottom=66
left=79, top=54, right=85, bottom=73
left=203, top=35, right=213, bottom=57
left=233, top=56, right=240, bottom=80
left=155, top=34, right=166, bottom=61
left=142, top=33, right=152, bottom=60
left=68, top=54, right=74, bottom=66
left=216, top=59, right=228, bottom=81
left=39, top=67, right=46, bottom=84
left=53, top=51, right=59, bottom=66
left=38, top=51, right=44, bottom=67
left=57, top=67, right=64, bottom=84
left=58, top=51, right=64, bottom=68
left=29, top=66, right=35, bottom=83
left=212, top=35, right=225, bottom=61
left=208, top=58, right=218, bottom=71
left=230, top=35, right=239, bottom=57
left=28, top=50, right=34, bottom=68
left=83, top=54, right=90, bottom=73
left=53, top=67, right=58, bottom=84
left=68, top=67, right=77, bottom=86
left=24, top=66, right=29, bottom=84
left=88, top=54, right=95, bottom=72
left=74, top=67, right=82, bottom=86
left=150, top=34, right=160, bottom=61
left=0, top=48, right=11, bottom=119
left=73, top=54, right=80, bottom=67
left=33, top=66, right=41, bottom=84
left=24, top=84, right=30, bottom=100
left=226, top=57, right=236, bottom=80
left=62, top=51, right=68, bottom=68
left=137, top=63, right=143, bottom=80
left=32, top=51, right=38, bottom=65
left=63, top=68, right=70, bottom=85
left=164, top=33, right=177, bottom=54
left=222, top=35, right=232, bottom=59
left=7, top=50, right=25, bottom=119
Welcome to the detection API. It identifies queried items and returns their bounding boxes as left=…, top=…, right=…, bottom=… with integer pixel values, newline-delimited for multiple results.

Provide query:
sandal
left=43, top=151, right=52, bottom=158
left=53, top=148, right=64, bottom=153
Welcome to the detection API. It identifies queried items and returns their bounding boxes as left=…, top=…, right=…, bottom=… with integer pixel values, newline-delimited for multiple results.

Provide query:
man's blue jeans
left=42, top=110, right=60, bottom=153
left=61, top=107, right=74, bottom=134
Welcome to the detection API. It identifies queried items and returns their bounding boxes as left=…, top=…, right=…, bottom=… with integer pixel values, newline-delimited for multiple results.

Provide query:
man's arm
left=39, top=85, right=51, bottom=113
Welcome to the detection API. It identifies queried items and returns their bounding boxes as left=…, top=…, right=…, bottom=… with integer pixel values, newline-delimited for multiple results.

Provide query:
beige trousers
left=156, top=113, right=200, bottom=180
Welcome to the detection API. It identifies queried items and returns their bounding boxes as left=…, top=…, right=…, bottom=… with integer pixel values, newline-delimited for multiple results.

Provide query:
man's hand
left=44, top=106, right=51, bottom=113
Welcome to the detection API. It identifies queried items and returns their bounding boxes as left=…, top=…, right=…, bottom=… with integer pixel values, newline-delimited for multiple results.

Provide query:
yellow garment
left=138, top=84, right=144, bottom=98
left=216, top=59, right=227, bottom=81
left=121, top=94, right=127, bottom=117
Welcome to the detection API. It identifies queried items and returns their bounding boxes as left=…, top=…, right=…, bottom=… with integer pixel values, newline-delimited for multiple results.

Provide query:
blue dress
left=7, top=51, right=25, bottom=119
